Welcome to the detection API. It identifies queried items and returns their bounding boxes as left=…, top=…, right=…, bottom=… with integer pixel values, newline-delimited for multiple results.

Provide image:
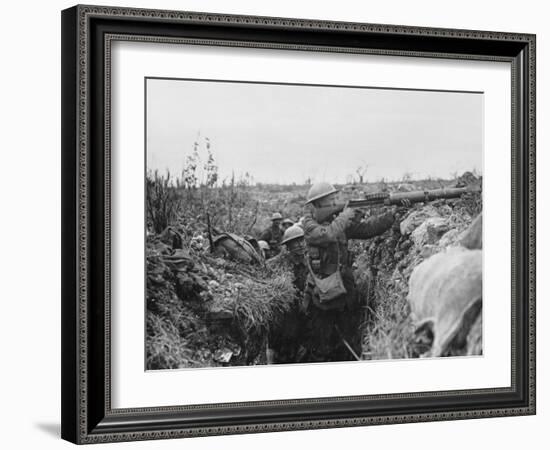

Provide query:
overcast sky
left=146, top=78, right=482, bottom=185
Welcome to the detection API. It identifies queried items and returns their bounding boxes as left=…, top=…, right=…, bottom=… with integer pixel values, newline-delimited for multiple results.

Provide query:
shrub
left=146, top=170, right=180, bottom=234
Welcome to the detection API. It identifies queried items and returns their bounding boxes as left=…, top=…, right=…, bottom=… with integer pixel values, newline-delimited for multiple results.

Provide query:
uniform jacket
left=302, top=208, right=395, bottom=310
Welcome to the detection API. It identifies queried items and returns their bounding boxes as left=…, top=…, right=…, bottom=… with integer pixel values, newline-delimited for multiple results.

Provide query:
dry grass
left=232, top=271, right=295, bottom=335
left=361, top=272, right=416, bottom=360
left=146, top=170, right=180, bottom=234
left=206, top=263, right=296, bottom=338
left=147, top=313, right=200, bottom=369
left=146, top=241, right=297, bottom=368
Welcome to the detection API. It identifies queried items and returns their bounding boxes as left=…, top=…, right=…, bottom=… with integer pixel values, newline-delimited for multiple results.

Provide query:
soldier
left=301, top=181, right=404, bottom=362
left=281, top=218, right=294, bottom=232
left=266, top=225, right=308, bottom=363
left=268, top=225, right=308, bottom=293
left=259, top=212, right=284, bottom=258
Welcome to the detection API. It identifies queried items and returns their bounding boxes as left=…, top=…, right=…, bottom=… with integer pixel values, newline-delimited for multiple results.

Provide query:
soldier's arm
left=346, top=211, right=395, bottom=240
left=302, top=208, right=356, bottom=246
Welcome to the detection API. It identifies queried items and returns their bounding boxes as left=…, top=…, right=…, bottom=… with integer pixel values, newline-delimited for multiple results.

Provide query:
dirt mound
left=146, top=234, right=295, bottom=370
left=356, top=174, right=482, bottom=360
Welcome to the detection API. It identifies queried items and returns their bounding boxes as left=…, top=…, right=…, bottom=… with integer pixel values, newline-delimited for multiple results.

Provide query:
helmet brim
left=305, top=188, right=339, bottom=205
left=281, top=235, right=303, bottom=245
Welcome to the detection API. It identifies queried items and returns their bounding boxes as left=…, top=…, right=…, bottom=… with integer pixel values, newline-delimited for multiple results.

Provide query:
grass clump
left=361, top=272, right=416, bottom=360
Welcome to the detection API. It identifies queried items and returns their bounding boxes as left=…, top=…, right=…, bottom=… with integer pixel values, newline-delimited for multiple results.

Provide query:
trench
left=146, top=182, right=483, bottom=368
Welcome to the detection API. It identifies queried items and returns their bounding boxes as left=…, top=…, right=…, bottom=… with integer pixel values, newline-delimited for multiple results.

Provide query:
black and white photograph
left=54, top=3, right=537, bottom=446
left=145, top=78, right=483, bottom=369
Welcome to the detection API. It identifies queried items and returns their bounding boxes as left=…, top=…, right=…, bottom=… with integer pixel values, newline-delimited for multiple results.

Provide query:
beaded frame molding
left=61, top=4, right=536, bottom=444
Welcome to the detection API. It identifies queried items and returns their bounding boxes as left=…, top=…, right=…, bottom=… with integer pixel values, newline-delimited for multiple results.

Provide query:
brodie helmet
left=271, top=212, right=283, bottom=221
left=281, top=225, right=305, bottom=245
left=258, top=240, right=270, bottom=250
left=305, top=182, right=339, bottom=205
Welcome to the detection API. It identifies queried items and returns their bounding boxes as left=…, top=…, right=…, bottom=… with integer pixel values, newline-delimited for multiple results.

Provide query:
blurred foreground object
left=408, top=214, right=483, bottom=357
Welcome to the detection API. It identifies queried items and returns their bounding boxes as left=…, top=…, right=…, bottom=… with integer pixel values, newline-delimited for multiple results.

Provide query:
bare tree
left=355, top=164, right=369, bottom=184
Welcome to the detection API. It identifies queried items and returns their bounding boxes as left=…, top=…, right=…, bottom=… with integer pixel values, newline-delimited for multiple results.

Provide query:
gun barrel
left=317, top=185, right=479, bottom=222
left=346, top=186, right=478, bottom=209
left=388, top=187, right=475, bottom=205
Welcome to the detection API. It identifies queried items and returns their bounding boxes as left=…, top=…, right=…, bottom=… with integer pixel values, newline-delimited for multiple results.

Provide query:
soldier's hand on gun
left=353, top=208, right=366, bottom=220
left=393, top=198, right=411, bottom=223
left=395, top=198, right=411, bottom=213
left=343, top=201, right=365, bottom=222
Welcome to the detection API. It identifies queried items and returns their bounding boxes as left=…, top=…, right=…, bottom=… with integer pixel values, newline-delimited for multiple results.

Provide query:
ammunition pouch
left=308, top=268, right=347, bottom=304
left=306, top=246, right=347, bottom=305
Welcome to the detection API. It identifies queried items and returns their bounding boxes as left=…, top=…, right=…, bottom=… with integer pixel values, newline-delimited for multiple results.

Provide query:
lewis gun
left=314, top=186, right=480, bottom=223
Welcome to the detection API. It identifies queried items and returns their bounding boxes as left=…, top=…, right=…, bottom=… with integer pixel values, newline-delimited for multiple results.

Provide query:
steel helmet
left=258, top=240, right=270, bottom=250
left=305, top=182, right=339, bottom=204
left=281, top=225, right=305, bottom=245
left=282, top=218, right=294, bottom=226
left=271, top=212, right=283, bottom=221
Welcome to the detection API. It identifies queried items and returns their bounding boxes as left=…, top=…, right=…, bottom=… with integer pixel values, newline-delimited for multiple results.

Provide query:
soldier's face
left=273, top=219, right=282, bottom=228
left=315, top=192, right=340, bottom=208
left=287, top=237, right=305, bottom=255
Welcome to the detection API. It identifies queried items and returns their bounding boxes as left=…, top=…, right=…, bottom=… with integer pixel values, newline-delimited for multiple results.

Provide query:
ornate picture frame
left=61, top=5, right=535, bottom=444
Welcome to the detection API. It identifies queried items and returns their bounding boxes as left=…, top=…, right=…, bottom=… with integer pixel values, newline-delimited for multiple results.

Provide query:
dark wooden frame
left=61, top=4, right=536, bottom=444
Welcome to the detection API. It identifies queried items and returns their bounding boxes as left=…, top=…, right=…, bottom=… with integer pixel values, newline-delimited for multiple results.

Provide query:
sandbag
left=408, top=247, right=482, bottom=357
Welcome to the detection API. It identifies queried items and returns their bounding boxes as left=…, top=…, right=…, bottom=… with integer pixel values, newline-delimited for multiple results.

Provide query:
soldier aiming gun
left=301, top=182, right=403, bottom=361
left=313, top=186, right=477, bottom=224
left=301, top=182, right=475, bottom=362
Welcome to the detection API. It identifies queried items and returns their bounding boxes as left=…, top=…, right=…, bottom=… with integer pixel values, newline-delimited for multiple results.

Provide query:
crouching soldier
left=259, top=212, right=284, bottom=258
left=281, top=218, right=294, bottom=232
left=301, top=182, right=398, bottom=362
left=266, top=225, right=308, bottom=363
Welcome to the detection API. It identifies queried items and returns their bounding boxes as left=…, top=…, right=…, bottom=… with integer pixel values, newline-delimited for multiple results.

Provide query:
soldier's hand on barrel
left=341, top=204, right=357, bottom=219
left=353, top=208, right=366, bottom=220
left=392, top=205, right=409, bottom=223
left=392, top=198, right=411, bottom=217
left=342, top=200, right=363, bottom=217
